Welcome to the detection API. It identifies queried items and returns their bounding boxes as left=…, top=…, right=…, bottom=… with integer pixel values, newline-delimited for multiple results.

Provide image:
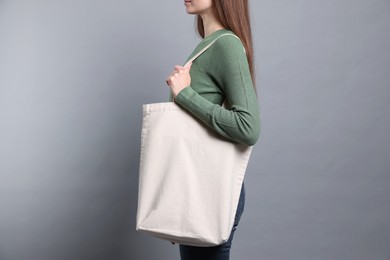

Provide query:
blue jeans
left=179, top=183, right=246, bottom=260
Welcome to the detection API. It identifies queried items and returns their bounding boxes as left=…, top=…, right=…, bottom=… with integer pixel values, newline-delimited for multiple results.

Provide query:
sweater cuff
left=175, top=86, right=193, bottom=102
left=174, top=86, right=212, bottom=121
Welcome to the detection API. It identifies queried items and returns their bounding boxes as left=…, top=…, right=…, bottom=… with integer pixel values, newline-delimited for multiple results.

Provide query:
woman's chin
left=185, top=7, right=197, bottom=14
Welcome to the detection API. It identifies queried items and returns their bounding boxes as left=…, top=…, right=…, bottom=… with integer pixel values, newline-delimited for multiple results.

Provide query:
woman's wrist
left=174, top=85, right=189, bottom=99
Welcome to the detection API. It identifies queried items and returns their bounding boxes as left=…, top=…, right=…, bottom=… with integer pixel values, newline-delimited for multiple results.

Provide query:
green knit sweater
left=169, top=29, right=260, bottom=146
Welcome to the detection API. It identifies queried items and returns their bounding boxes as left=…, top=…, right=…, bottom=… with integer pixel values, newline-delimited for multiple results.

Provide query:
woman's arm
left=173, top=37, right=261, bottom=146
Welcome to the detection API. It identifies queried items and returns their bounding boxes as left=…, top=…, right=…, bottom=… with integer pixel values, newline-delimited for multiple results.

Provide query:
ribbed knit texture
left=169, top=29, right=260, bottom=146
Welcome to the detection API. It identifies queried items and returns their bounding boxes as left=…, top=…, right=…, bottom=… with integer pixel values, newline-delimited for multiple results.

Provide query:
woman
left=166, top=0, right=260, bottom=259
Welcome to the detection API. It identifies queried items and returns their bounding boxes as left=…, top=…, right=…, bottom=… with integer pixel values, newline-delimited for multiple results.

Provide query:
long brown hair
left=196, top=0, right=256, bottom=92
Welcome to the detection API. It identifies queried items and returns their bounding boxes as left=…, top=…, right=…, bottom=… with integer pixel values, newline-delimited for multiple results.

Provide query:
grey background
left=0, top=0, right=389, bottom=259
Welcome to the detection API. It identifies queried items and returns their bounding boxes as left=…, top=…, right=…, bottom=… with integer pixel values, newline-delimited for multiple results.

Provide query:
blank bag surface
left=136, top=102, right=252, bottom=246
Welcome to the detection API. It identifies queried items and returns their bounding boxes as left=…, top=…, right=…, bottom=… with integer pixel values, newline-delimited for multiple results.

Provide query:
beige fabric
left=136, top=102, right=252, bottom=246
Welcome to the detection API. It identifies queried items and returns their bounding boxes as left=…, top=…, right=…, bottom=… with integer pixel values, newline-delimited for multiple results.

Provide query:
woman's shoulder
left=211, top=31, right=246, bottom=57
left=213, top=30, right=241, bottom=43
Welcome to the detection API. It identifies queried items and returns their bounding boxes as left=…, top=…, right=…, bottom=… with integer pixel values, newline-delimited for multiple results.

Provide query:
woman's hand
left=166, top=62, right=192, bottom=98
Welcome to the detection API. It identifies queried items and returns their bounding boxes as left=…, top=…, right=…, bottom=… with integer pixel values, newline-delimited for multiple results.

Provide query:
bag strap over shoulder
left=184, top=33, right=242, bottom=67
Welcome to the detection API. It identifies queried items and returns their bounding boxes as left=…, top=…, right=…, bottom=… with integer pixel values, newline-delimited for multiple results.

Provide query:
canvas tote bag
left=136, top=33, right=253, bottom=247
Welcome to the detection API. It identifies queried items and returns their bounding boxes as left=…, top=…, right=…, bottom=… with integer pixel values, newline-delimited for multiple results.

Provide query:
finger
left=166, top=76, right=173, bottom=85
left=184, top=62, right=192, bottom=69
left=168, top=71, right=178, bottom=80
left=175, top=65, right=185, bottom=71
left=166, top=75, right=171, bottom=82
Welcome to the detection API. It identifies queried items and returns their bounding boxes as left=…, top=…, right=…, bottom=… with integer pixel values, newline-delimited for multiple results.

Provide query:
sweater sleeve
left=174, top=36, right=260, bottom=146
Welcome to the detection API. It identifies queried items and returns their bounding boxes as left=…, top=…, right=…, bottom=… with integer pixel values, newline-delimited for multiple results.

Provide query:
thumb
left=174, top=65, right=185, bottom=71
left=185, top=62, right=192, bottom=69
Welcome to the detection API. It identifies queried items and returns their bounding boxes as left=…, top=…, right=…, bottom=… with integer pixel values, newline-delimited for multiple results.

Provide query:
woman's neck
left=200, top=10, right=225, bottom=38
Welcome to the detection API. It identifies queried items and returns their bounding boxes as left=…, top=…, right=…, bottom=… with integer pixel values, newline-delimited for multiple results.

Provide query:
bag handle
left=184, top=33, right=242, bottom=67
